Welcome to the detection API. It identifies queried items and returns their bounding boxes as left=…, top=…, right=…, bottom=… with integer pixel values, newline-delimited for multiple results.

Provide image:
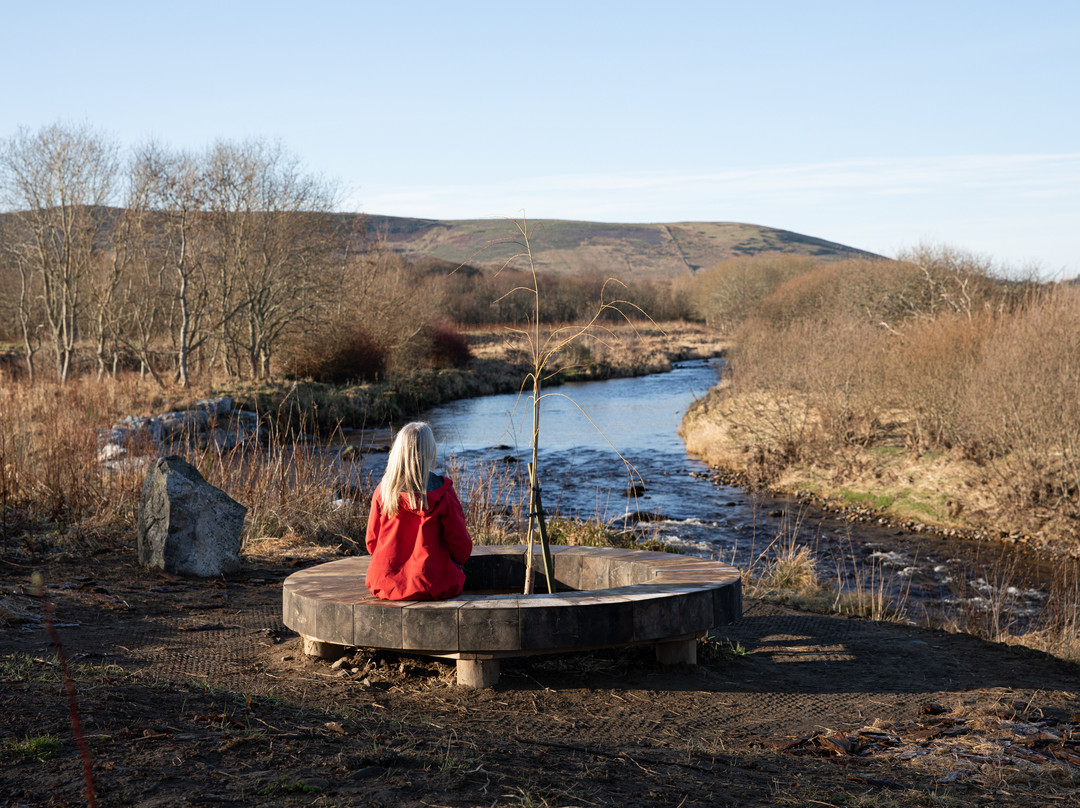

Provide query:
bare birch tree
left=203, top=139, right=345, bottom=379
left=0, top=123, right=119, bottom=382
left=138, top=144, right=215, bottom=387
left=0, top=219, right=44, bottom=380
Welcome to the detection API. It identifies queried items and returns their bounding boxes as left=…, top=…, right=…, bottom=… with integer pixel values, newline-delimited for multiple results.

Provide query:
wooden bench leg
left=457, top=658, right=500, bottom=688
left=655, top=638, right=697, bottom=665
left=302, top=635, right=346, bottom=661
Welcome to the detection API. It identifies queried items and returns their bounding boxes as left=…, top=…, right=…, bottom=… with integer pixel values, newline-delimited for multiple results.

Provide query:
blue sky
left=3, top=1, right=1077, bottom=277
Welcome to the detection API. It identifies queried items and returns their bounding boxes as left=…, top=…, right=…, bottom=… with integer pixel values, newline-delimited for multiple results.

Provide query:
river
left=346, top=359, right=1049, bottom=623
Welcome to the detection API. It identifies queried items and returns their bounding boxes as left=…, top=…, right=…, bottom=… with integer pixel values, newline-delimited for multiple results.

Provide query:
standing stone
left=137, top=456, right=247, bottom=577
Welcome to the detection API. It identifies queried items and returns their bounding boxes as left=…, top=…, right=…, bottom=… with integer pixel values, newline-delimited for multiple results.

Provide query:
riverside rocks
left=97, top=396, right=264, bottom=470
left=137, top=456, right=247, bottom=577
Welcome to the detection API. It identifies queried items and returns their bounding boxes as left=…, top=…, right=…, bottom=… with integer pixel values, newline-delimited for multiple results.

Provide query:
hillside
left=1, top=208, right=880, bottom=281
left=363, top=215, right=880, bottom=279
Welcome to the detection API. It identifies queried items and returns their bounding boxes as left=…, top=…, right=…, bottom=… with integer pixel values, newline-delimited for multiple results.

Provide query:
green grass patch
left=0, top=652, right=122, bottom=684
left=867, top=445, right=905, bottom=457
left=699, top=637, right=748, bottom=662
left=837, top=488, right=895, bottom=510
left=5, top=734, right=61, bottom=762
left=892, top=493, right=947, bottom=522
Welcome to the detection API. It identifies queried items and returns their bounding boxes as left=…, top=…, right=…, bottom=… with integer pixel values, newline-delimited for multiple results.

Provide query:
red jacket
left=364, top=476, right=473, bottom=601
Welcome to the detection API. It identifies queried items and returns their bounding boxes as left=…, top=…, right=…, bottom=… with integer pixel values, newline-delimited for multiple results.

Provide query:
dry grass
left=684, top=266, right=1080, bottom=548
left=0, top=320, right=726, bottom=561
left=468, top=320, right=729, bottom=378
left=738, top=505, right=912, bottom=623
left=0, top=373, right=367, bottom=554
left=832, top=546, right=912, bottom=623
left=445, top=455, right=527, bottom=546
left=1, top=374, right=166, bottom=544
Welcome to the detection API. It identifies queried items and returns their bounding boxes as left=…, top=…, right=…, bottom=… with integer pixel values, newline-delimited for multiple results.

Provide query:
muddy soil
left=2, top=544, right=1079, bottom=807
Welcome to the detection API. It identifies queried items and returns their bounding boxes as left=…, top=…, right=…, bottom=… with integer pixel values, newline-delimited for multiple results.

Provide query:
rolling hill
left=0, top=207, right=881, bottom=282
left=363, top=215, right=880, bottom=279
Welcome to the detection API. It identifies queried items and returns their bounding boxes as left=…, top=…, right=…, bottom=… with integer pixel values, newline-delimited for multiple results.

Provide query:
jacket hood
left=397, top=476, right=454, bottom=514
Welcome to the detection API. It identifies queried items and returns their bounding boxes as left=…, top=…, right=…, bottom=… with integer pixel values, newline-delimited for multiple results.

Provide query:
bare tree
left=202, top=139, right=345, bottom=379
left=99, top=143, right=182, bottom=386
left=0, top=123, right=119, bottom=382
left=141, top=144, right=215, bottom=387
left=0, top=219, right=44, bottom=380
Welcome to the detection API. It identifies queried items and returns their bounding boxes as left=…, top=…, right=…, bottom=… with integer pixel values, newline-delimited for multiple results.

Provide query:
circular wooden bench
left=282, top=545, right=742, bottom=687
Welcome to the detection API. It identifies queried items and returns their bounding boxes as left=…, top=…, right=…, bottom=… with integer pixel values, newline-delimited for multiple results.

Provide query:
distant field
left=363, top=215, right=880, bottom=278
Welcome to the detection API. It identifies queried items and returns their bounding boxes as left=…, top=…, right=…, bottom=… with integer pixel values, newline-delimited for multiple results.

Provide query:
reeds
left=740, top=504, right=912, bottom=622
left=0, top=374, right=367, bottom=553
left=444, top=455, right=527, bottom=546
left=737, top=500, right=1080, bottom=662
left=1, top=375, right=148, bottom=547
left=689, top=255, right=1080, bottom=543
left=930, top=551, right=1080, bottom=661
left=831, top=543, right=912, bottom=623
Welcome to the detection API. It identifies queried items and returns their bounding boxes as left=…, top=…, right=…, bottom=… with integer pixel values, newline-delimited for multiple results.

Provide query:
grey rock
left=97, top=442, right=127, bottom=463
left=195, top=396, right=233, bottom=416
left=118, top=415, right=165, bottom=443
left=137, top=455, right=247, bottom=577
left=157, top=410, right=212, bottom=442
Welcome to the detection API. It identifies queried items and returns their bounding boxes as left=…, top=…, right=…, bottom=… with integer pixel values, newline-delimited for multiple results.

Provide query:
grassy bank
left=681, top=384, right=1015, bottom=541
left=682, top=251, right=1080, bottom=556
left=0, top=321, right=724, bottom=551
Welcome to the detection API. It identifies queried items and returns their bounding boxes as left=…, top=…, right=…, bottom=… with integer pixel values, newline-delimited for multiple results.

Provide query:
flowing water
left=345, top=359, right=1051, bottom=622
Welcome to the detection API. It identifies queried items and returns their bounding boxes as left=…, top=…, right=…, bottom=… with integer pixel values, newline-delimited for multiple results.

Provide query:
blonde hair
left=379, top=422, right=437, bottom=517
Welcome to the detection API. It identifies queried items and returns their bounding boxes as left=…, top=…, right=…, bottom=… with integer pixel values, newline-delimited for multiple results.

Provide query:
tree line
left=1, top=123, right=699, bottom=387
left=0, top=122, right=373, bottom=385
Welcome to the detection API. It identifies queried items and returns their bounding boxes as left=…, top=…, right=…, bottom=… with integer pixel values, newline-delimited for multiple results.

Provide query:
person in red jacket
left=365, top=421, right=473, bottom=600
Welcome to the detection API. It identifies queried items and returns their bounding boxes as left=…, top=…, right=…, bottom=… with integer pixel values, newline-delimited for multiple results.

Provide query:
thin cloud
left=357, top=153, right=1080, bottom=220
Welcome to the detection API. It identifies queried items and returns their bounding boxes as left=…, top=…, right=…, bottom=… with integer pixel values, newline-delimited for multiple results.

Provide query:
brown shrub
left=691, top=253, right=818, bottom=331
left=730, top=314, right=894, bottom=463
left=751, top=257, right=973, bottom=329
left=0, top=376, right=160, bottom=541
left=426, top=321, right=472, bottom=369
left=890, top=311, right=996, bottom=451
left=961, top=285, right=1080, bottom=521
left=282, top=325, right=387, bottom=383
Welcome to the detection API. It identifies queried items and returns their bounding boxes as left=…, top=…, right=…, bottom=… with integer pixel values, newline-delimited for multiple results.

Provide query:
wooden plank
left=551, top=550, right=583, bottom=590
left=315, top=598, right=353, bottom=646
left=402, top=601, right=461, bottom=652
left=577, top=555, right=613, bottom=590
left=712, top=581, right=743, bottom=625
left=458, top=599, right=521, bottom=651
left=633, top=594, right=685, bottom=641
left=354, top=600, right=405, bottom=649
left=281, top=588, right=315, bottom=637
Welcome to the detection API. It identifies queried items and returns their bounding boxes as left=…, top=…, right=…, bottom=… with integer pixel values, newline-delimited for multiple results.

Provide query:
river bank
left=680, top=383, right=1080, bottom=560
left=225, top=322, right=728, bottom=432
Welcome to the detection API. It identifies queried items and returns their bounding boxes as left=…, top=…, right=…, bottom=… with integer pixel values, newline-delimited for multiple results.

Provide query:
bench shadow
left=489, top=607, right=1080, bottom=697
left=703, top=610, right=1080, bottom=695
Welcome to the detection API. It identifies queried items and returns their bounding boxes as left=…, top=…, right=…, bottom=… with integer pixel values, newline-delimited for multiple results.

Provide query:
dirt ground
left=2, top=544, right=1079, bottom=808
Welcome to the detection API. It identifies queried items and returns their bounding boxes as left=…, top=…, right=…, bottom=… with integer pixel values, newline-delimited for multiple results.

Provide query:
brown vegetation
left=0, top=323, right=723, bottom=550
left=683, top=244, right=1079, bottom=549
left=0, top=124, right=702, bottom=391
